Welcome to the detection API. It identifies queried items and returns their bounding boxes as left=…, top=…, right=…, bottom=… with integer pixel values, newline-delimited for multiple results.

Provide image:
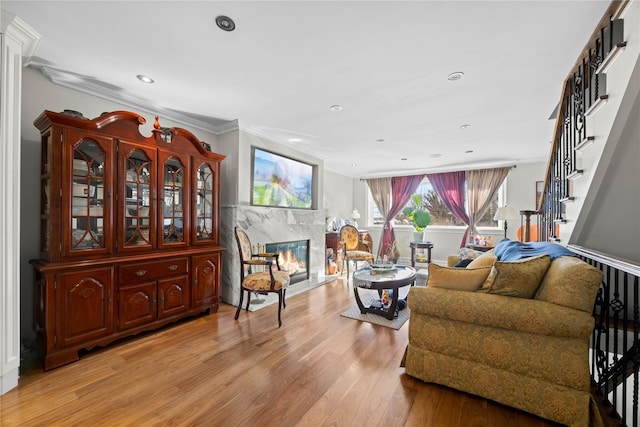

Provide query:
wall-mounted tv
left=251, top=147, right=315, bottom=209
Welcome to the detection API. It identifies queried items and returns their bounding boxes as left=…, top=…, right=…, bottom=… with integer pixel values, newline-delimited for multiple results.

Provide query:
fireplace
left=265, top=239, right=309, bottom=284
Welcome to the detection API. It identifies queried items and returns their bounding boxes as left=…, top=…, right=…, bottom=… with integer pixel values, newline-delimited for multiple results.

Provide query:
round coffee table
left=352, top=265, right=416, bottom=320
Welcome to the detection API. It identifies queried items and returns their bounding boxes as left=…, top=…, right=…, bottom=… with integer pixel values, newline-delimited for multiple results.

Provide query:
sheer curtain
left=378, top=175, right=425, bottom=260
left=466, top=167, right=511, bottom=242
left=365, top=177, right=392, bottom=259
left=426, top=171, right=469, bottom=247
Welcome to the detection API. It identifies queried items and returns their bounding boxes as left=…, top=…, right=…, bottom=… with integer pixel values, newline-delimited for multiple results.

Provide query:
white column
left=0, top=10, right=40, bottom=395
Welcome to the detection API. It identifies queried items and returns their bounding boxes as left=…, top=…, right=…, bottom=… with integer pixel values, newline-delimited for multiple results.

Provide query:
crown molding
left=1, top=10, right=42, bottom=60
left=33, top=64, right=238, bottom=136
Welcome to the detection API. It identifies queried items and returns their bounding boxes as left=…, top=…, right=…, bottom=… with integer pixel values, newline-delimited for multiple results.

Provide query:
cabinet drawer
left=120, top=258, right=188, bottom=283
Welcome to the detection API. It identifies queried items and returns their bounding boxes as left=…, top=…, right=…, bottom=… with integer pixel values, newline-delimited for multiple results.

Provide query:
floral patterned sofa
left=402, top=245, right=603, bottom=427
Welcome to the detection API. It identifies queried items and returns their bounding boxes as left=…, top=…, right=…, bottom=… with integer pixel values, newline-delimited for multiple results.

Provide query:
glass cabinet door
left=68, top=137, right=109, bottom=253
left=194, top=162, right=215, bottom=243
left=121, top=143, right=155, bottom=249
left=160, top=156, right=186, bottom=246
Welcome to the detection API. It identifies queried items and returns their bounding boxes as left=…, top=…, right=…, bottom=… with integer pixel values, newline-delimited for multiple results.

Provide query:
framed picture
left=251, top=147, right=316, bottom=209
left=535, top=181, right=544, bottom=209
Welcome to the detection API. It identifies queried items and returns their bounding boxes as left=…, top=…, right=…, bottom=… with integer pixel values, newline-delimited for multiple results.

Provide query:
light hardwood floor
left=0, top=279, right=560, bottom=426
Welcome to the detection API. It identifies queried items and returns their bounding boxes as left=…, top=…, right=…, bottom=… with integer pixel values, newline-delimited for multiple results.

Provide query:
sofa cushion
left=409, top=287, right=596, bottom=339
left=535, top=256, right=602, bottom=312
left=466, top=249, right=497, bottom=268
left=427, top=263, right=492, bottom=292
left=485, top=254, right=551, bottom=298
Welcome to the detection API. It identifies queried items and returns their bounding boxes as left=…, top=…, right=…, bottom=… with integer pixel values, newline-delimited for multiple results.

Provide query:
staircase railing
left=537, top=0, right=628, bottom=242
left=570, top=245, right=639, bottom=427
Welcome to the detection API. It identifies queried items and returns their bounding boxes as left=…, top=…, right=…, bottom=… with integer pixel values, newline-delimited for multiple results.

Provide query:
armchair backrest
left=234, top=227, right=252, bottom=275
left=340, top=225, right=360, bottom=251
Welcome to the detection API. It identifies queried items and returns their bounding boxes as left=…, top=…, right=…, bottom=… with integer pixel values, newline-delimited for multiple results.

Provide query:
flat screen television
left=251, top=147, right=315, bottom=209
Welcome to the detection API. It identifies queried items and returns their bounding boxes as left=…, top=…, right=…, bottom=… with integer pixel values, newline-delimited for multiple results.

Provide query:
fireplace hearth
left=266, top=239, right=310, bottom=284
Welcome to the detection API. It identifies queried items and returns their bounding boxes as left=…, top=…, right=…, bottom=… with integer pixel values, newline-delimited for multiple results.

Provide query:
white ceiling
left=4, top=1, right=610, bottom=178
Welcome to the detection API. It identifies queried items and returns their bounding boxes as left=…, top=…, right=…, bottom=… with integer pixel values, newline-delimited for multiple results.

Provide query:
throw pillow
left=427, top=263, right=492, bottom=292
left=535, top=256, right=602, bottom=312
left=466, top=249, right=497, bottom=268
left=486, top=254, right=552, bottom=298
left=458, top=247, right=481, bottom=260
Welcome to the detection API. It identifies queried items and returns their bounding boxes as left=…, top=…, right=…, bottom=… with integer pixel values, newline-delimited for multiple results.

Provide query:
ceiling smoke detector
left=216, top=15, right=236, bottom=32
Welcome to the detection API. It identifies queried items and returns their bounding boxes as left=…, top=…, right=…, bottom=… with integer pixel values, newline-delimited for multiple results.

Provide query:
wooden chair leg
left=346, top=258, right=350, bottom=281
left=282, top=289, right=286, bottom=309
left=235, top=288, right=244, bottom=320
left=245, top=290, right=251, bottom=311
left=277, top=290, right=283, bottom=327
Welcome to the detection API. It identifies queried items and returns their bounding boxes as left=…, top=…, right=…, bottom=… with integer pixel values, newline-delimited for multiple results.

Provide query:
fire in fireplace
left=265, top=239, right=309, bottom=284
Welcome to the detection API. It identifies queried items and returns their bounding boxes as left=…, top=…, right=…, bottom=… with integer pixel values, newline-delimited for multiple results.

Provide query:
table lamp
left=351, top=209, right=360, bottom=229
left=494, top=206, right=518, bottom=239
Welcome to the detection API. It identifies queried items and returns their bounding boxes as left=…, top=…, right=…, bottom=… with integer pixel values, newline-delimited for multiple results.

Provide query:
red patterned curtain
left=427, top=171, right=469, bottom=247
left=380, top=174, right=425, bottom=259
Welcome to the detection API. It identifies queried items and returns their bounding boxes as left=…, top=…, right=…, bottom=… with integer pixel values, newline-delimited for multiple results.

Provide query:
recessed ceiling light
left=465, top=150, right=474, bottom=154
left=376, top=139, right=384, bottom=143
left=351, top=163, right=358, bottom=167
left=429, top=153, right=442, bottom=158
left=288, top=138, right=303, bottom=143
left=460, top=124, right=471, bottom=130
left=329, top=105, right=343, bottom=112
left=447, top=71, right=464, bottom=81
left=136, top=74, right=154, bottom=84
left=401, top=158, right=408, bottom=161
left=215, top=15, right=236, bottom=32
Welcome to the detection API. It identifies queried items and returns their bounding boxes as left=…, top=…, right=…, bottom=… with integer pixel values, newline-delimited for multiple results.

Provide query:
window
left=369, top=177, right=503, bottom=228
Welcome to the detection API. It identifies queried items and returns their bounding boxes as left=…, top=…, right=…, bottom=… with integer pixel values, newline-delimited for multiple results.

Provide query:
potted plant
left=402, top=194, right=431, bottom=242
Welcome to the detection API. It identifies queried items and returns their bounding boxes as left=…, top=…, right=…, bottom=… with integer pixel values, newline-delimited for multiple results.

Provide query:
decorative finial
left=153, top=115, right=160, bottom=130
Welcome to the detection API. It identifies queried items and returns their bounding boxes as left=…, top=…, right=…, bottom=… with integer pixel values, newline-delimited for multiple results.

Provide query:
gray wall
left=323, top=169, right=356, bottom=222
left=577, top=85, right=640, bottom=262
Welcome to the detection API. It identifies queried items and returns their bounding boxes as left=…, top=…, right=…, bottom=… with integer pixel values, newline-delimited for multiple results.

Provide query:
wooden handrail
left=569, top=244, right=640, bottom=277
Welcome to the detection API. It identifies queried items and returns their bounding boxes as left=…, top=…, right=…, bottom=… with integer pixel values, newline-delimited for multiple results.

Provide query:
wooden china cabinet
left=31, top=110, right=225, bottom=370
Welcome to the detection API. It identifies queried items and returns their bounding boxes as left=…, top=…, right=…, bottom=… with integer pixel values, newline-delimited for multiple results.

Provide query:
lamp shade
left=494, top=206, right=518, bottom=221
left=351, top=209, right=360, bottom=219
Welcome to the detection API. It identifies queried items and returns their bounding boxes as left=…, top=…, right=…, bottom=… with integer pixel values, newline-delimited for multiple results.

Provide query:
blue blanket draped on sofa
left=494, top=239, right=575, bottom=261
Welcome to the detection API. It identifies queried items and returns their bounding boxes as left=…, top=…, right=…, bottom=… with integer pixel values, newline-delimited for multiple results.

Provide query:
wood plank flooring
left=0, top=279, right=561, bottom=426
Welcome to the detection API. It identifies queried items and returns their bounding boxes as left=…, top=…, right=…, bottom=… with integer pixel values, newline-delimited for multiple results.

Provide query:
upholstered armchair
left=339, top=224, right=374, bottom=278
left=234, top=227, right=290, bottom=327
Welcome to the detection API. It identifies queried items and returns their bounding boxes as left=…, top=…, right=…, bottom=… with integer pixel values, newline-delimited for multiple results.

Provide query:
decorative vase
left=413, top=231, right=424, bottom=243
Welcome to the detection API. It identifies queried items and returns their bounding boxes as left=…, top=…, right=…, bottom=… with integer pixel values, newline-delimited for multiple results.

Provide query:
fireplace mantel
left=220, top=205, right=326, bottom=306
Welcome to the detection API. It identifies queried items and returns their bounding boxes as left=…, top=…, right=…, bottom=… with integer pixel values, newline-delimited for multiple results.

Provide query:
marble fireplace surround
left=220, top=205, right=330, bottom=307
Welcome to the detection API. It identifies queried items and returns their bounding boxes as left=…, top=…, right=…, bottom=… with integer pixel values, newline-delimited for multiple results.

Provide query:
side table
left=352, top=265, right=416, bottom=320
left=410, top=241, right=433, bottom=267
